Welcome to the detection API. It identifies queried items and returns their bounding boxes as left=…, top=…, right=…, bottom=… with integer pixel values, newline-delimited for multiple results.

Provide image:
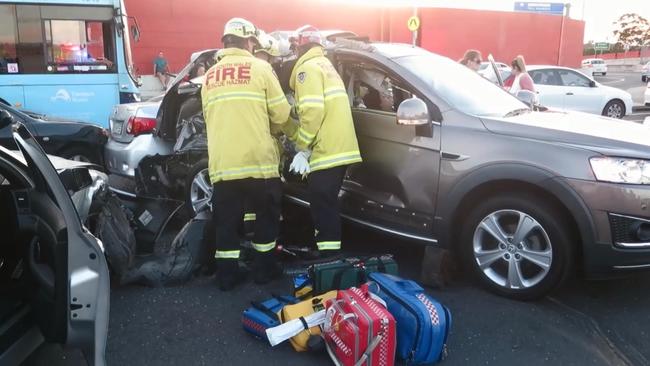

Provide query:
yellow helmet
left=255, top=31, right=281, bottom=57
left=222, top=17, right=259, bottom=44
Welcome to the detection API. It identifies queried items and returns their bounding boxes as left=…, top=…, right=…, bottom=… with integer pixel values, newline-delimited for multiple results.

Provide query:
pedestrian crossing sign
left=407, top=16, right=420, bottom=32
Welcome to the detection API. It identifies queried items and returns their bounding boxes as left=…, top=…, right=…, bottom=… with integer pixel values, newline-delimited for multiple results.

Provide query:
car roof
left=362, top=42, right=433, bottom=59
left=527, top=65, right=581, bottom=71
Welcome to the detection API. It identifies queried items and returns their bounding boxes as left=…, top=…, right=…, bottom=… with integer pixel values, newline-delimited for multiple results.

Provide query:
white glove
left=289, top=150, right=311, bottom=176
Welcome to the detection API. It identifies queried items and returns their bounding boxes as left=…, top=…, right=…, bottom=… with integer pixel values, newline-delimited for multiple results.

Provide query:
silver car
left=104, top=49, right=218, bottom=182
left=104, top=95, right=169, bottom=178
left=0, top=111, right=109, bottom=365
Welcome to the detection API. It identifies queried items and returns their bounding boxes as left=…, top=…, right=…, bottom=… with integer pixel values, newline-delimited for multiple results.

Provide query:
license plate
left=113, top=121, right=123, bottom=135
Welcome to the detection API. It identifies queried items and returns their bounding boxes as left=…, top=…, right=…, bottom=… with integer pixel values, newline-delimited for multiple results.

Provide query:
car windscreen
left=396, top=54, right=527, bottom=117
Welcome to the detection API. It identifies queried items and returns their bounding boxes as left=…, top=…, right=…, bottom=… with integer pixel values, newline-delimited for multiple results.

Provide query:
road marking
left=596, top=77, right=626, bottom=84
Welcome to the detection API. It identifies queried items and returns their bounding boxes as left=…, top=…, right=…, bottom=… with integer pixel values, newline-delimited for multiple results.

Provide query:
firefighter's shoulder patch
left=297, top=72, right=306, bottom=84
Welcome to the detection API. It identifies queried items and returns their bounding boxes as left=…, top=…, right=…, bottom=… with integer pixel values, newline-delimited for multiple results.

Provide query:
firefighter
left=202, top=18, right=291, bottom=291
left=288, top=25, right=362, bottom=256
left=254, top=31, right=282, bottom=65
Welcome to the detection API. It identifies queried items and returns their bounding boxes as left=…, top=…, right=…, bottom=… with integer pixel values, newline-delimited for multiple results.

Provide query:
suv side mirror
left=396, top=97, right=429, bottom=126
left=0, top=110, right=14, bottom=129
left=589, top=80, right=596, bottom=88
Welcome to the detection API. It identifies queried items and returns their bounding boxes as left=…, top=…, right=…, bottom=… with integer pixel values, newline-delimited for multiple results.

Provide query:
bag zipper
left=376, top=283, right=422, bottom=362
left=348, top=292, right=374, bottom=366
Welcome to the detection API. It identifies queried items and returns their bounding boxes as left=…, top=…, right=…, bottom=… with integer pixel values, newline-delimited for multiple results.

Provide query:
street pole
left=411, top=6, right=418, bottom=47
left=557, top=3, right=571, bottom=65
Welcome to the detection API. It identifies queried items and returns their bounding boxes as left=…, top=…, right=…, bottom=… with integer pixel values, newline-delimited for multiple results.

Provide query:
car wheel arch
left=435, top=164, right=595, bottom=270
left=602, top=98, right=626, bottom=118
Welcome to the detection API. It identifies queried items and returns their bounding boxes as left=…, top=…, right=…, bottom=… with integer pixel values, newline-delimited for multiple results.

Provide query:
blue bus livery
left=0, top=0, right=140, bottom=127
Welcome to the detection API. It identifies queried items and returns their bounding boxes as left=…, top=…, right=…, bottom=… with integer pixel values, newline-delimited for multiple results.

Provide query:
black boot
left=253, top=253, right=283, bottom=285
left=217, top=261, right=248, bottom=291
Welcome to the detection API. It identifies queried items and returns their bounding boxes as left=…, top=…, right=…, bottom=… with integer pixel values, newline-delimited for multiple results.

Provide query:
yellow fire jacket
left=289, top=47, right=362, bottom=172
left=201, top=48, right=290, bottom=183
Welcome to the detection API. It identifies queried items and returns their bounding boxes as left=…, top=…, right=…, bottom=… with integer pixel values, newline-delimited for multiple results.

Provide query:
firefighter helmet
left=222, top=17, right=260, bottom=44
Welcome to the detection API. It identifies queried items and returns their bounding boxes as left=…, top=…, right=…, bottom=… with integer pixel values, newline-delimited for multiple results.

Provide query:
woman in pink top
left=509, top=55, right=535, bottom=94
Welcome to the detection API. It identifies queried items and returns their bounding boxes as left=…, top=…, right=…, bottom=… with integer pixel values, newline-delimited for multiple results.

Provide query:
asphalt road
left=26, top=218, right=650, bottom=366
left=25, top=72, right=650, bottom=366
left=594, top=71, right=649, bottom=123
left=103, top=220, right=650, bottom=366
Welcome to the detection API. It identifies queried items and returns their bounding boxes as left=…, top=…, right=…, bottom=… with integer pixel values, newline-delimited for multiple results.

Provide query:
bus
left=0, top=0, right=140, bottom=127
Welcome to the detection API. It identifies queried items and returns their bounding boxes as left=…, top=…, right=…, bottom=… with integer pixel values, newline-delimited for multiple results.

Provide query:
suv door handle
left=566, top=92, right=574, bottom=95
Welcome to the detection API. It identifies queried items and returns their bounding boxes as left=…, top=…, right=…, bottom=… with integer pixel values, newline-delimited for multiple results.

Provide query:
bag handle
left=250, top=301, right=280, bottom=322
left=359, top=283, right=387, bottom=308
left=354, top=333, right=383, bottom=366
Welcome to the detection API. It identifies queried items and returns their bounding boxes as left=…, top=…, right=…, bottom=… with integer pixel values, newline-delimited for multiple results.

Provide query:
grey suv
left=148, top=42, right=650, bottom=300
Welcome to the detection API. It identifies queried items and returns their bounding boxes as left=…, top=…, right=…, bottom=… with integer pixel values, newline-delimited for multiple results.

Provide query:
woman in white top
left=509, top=55, right=536, bottom=94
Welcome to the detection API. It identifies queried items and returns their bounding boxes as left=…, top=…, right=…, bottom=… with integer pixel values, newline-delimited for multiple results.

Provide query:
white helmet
left=222, top=17, right=259, bottom=44
left=255, top=31, right=282, bottom=57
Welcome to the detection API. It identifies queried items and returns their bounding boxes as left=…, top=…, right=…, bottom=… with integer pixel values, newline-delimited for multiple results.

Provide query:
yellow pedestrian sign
left=407, top=16, right=420, bottom=32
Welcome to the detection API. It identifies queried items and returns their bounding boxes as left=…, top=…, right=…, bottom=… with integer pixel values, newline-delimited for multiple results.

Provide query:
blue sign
left=514, top=2, right=565, bottom=15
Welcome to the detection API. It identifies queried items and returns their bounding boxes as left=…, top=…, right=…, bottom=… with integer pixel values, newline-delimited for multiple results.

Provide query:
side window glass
left=559, top=70, right=590, bottom=87
left=349, top=67, right=413, bottom=113
left=531, top=70, right=560, bottom=86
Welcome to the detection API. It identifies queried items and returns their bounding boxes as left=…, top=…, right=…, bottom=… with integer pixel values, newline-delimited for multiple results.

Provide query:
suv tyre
left=459, top=193, right=574, bottom=300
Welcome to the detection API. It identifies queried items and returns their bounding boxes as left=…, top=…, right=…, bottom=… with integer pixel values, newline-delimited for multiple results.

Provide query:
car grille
left=609, top=213, right=650, bottom=245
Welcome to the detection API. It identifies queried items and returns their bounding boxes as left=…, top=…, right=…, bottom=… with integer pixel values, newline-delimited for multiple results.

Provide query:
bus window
left=44, top=19, right=116, bottom=73
left=16, top=5, right=45, bottom=73
left=0, top=5, right=18, bottom=74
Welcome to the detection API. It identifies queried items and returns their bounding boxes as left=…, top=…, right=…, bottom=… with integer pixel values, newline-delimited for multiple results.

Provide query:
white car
left=645, top=81, right=650, bottom=106
left=528, top=65, right=633, bottom=119
left=478, top=61, right=511, bottom=82
left=581, top=58, right=607, bottom=76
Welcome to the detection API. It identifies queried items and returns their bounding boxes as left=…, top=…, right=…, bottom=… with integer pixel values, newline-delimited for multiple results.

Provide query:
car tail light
left=126, top=116, right=156, bottom=136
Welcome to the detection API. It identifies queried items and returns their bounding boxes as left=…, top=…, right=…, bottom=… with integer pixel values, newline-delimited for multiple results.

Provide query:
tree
left=613, top=13, right=650, bottom=48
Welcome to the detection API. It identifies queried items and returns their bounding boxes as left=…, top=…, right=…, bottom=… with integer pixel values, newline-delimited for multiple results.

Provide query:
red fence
left=124, top=0, right=585, bottom=74
left=594, top=50, right=644, bottom=60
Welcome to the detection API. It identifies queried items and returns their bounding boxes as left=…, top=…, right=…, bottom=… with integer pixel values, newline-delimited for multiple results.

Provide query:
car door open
left=340, top=63, right=440, bottom=241
left=11, top=120, right=109, bottom=366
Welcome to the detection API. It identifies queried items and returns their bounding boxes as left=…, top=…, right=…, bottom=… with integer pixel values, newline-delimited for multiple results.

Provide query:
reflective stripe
left=267, top=95, right=286, bottom=107
left=297, top=127, right=316, bottom=145
left=252, top=241, right=276, bottom=253
left=205, top=91, right=266, bottom=106
left=244, top=213, right=256, bottom=222
left=210, top=164, right=278, bottom=181
left=317, top=241, right=341, bottom=250
left=324, top=87, right=346, bottom=94
left=299, top=100, right=325, bottom=108
left=298, top=94, right=325, bottom=108
left=215, top=250, right=240, bottom=259
left=310, top=151, right=362, bottom=170
left=323, top=88, right=348, bottom=101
